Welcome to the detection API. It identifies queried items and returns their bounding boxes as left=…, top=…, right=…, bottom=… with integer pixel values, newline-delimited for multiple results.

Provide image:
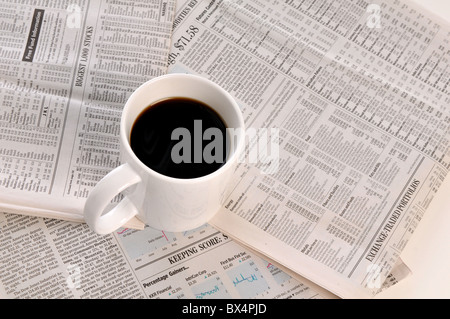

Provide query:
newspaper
left=0, top=0, right=448, bottom=300
left=0, top=212, right=331, bottom=299
left=167, top=0, right=450, bottom=298
left=0, top=0, right=175, bottom=228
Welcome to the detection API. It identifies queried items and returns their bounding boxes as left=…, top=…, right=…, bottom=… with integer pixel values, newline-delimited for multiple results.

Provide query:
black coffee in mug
left=130, top=97, right=228, bottom=179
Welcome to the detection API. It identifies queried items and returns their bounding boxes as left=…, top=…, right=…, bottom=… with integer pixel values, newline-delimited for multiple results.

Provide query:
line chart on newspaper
left=167, top=0, right=450, bottom=298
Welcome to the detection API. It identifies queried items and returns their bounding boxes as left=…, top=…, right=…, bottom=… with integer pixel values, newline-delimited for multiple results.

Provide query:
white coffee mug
left=84, top=74, right=245, bottom=234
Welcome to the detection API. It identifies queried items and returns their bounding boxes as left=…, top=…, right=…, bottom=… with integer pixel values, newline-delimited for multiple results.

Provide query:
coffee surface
left=130, top=97, right=227, bottom=179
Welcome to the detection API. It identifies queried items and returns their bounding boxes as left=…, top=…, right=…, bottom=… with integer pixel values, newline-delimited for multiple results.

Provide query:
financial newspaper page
left=0, top=0, right=174, bottom=224
left=0, top=0, right=418, bottom=300
left=0, top=212, right=328, bottom=299
left=167, top=0, right=450, bottom=297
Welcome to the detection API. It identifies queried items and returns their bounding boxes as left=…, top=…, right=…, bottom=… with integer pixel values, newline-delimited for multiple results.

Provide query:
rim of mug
left=120, top=73, right=246, bottom=184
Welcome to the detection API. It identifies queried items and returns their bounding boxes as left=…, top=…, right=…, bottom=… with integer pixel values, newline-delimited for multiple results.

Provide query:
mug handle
left=84, top=163, right=142, bottom=234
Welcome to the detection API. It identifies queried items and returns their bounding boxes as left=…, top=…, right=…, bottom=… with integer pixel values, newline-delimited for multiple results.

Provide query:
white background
left=376, top=1, right=450, bottom=298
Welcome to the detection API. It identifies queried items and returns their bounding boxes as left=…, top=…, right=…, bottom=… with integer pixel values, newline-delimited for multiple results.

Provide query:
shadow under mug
left=84, top=74, right=245, bottom=234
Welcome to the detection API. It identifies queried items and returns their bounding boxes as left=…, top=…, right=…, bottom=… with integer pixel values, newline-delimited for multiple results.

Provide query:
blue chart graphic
left=116, top=226, right=176, bottom=259
left=191, top=277, right=231, bottom=299
left=226, top=261, right=269, bottom=298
